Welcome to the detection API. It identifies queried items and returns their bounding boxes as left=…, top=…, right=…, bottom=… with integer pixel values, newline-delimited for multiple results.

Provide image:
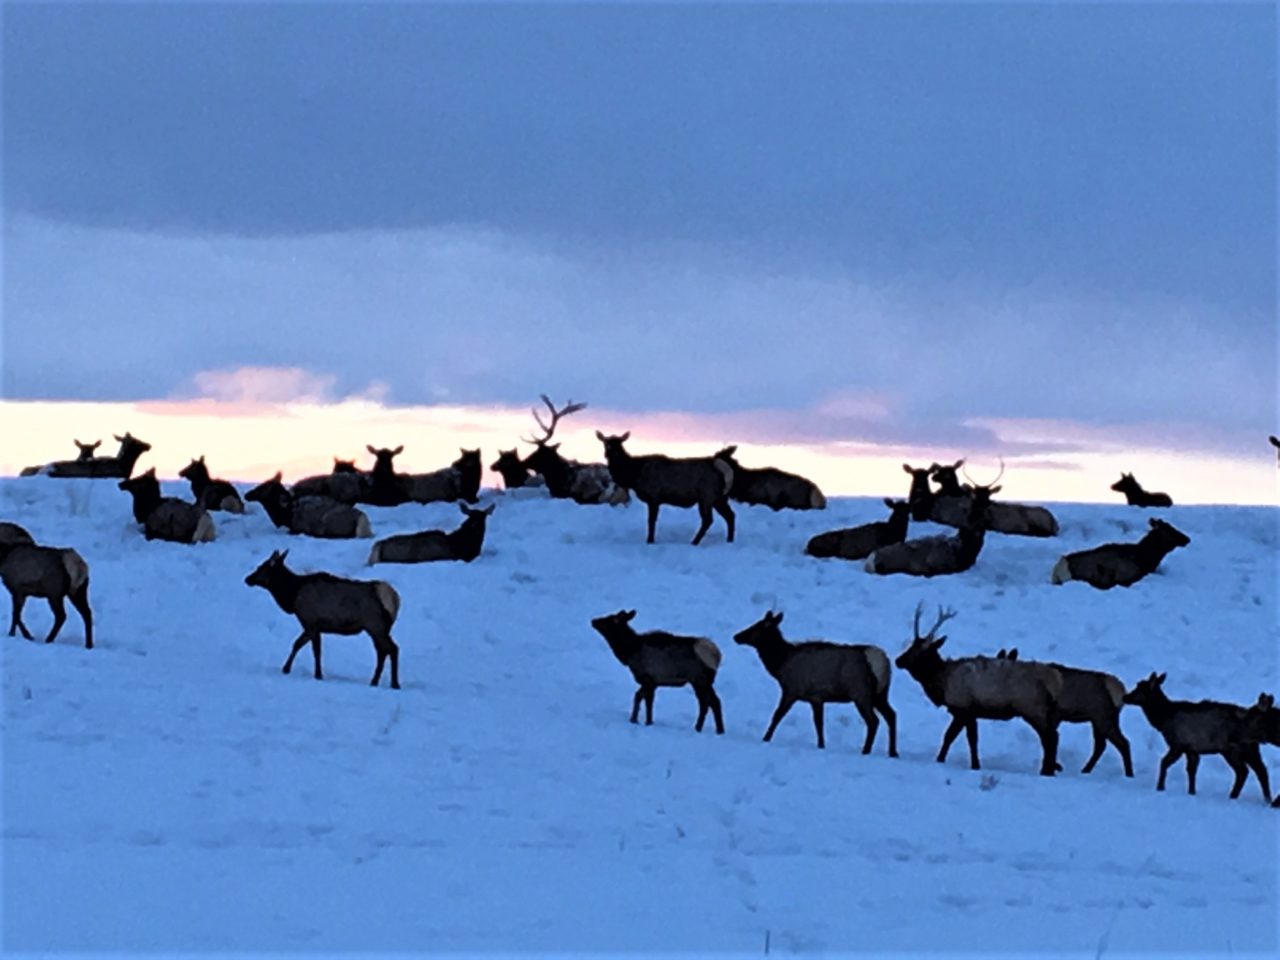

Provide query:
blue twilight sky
left=2, top=3, right=1276, bottom=455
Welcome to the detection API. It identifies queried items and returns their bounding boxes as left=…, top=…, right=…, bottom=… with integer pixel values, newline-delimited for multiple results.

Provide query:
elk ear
left=596, top=430, right=606, bottom=441
left=622, top=610, right=637, bottom=622
left=954, top=459, right=965, bottom=469
left=392, top=446, right=403, bottom=456
left=114, top=434, right=124, bottom=441
left=988, top=485, right=1002, bottom=495
left=272, top=471, right=283, bottom=482
left=1155, top=672, right=1167, bottom=684
left=772, top=611, right=784, bottom=624
left=619, top=431, right=631, bottom=442
left=278, top=549, right=289, bottom=562
left=902, top=463, right=913, bottom=474
left=723, top=445, right=737, bottom=456
left=884, top=498, right=894, bottom=508
left=930, top=636, right=947, bottom=650
left=458, top=504, right=469, bottom=516
left=367, top=445, right=377, bottom=455
left=482, top=503, right=496, bottom=516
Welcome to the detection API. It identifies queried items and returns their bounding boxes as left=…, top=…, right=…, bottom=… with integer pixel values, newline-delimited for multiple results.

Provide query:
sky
left=2, top=3, right=1277, bottom=501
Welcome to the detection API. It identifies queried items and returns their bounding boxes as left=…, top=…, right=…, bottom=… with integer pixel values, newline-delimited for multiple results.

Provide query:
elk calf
left=118, top=469, right=216, bottom=544
left=713, top=446, right=826, bottom=511
left=1111, top=473, right=1173, bottom=508
left=1124, top=673, right=1270, bottom=803
left=178, top=456, right=245, bottom=513
left=246, top=474, right=372, bottom=539
left=369, top=504, right=495, bottom=564
left=733, top=610, right=896, bottom=755
left=0, top=538, right=92, bottom=648
left=895, top=604, right=1062, bottom=776
left=806, top=499, right=909, bottom=560
left=1051, top=518, right=1190, bottom=589
left=245, top=550, right=401, bottom=689
left=590, top=609, right=724, bottom=733
left=597, top=432, right=734, bottom=545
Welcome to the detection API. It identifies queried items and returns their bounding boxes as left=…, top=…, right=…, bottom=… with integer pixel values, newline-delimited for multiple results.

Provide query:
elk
left=244, top=550, right=401, bottom=689
left=597, top=432, right=734, bottom=545
left=994, top=649, right=1132, bottom=776
left=1111, top=473, right=1173, bottom=508
left=1123, top=673, right=1271, bottom=803
left=733, top=610, right=896, bottom=755
left=178, top=456, right=245, bottom=513
left=0, top=538, right=92, bottom=649
left=364, top=445, right=410, bottom=507
left=925, top=460, right=1059, bottom=537
left=74, top=439, right=101, bottom=461
left=245, top=474, right=372, bottom=539
left=491, top=449, right=534, bottom=490
left=291, top=459, right=370, bottom=504
left=805, top=500, right=910, bottom=560
left=1270, top=436, right=1280, bottom=467
left=21, top=432, right=152, bottom=479
left=368, top=504, right=495, bottom=564
left=118, top=469, right=216, bottom=544
left=903, top=463, right=935, bottom=522
left=1051, top=517, right=1190, bottom=589
left=589, top=609, right=724, bottom=733
left=0, top=523, right=34, bottom=548
left=895, top=603, right=1062, bottom=776
left=519, top=395, right=627, bottom=505
left=401, top=450, right=486, bottom=505
left=865, top=473, right=1001, bottom=577
left=712, top=446, right=826, bottom=511
left=1246, top=694, right=1280, bottom=808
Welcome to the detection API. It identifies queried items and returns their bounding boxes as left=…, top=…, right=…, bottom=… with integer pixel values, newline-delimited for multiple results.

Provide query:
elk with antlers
left=519, top=395, right=628, bottom=505
left=895, top=603, right=1064, bottom=776
left=924, top=459, right=1059, bottom=537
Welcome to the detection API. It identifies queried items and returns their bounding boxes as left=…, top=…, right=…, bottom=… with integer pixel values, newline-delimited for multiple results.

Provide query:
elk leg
left=370, top=636, right=387, bottom=687
left=645, top=502, right=660, bottom=544
left=1081, top=722, right=1108, bottom=774
left=1185, top=752, right=1200, bottom=795
left=1226, top=754, right=1249, bottom=799
left=1156, top=748, right=1182, bottom=791
left=763, top=695, right=796, bottom=742
left=44, top=595, right=67, bottom=644
left=714, top=500, right=736, bottom=543
left=282, top=633, right=309, bottom=674
left=691, top=503, right=713, bottom=546
left=1036, top=724, right=1060, bottom=777
left=877, top=696, right=899, bottom=758
left=965, top=719, right=981, bottom=770
left=937, top=715, right=966, bottom=763
left=855, top=702, right=879, bottom=755
left=70, top=584, right=93, bottom=649
left=1243, top=745, right=1271, bottom=803
left=810, top=702, right=826, bottom=749
left=643, top=686, right=656, bottom=725
left=630, top=687, right=644, bottom=724
left=706, top=686, right=724, bottom=735
left=310, top=634, right=324, bottom=680
left=694, top=687, right=710, bottom=732
left=386, top=636, right=400, bottom=690
left=1108, top=726, right=1134, bottom=778
left=10, top=594, right=33, bottom=640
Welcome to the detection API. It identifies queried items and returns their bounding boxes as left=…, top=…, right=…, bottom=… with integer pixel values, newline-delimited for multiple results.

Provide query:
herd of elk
left=21, top=433, right=152, bottom=479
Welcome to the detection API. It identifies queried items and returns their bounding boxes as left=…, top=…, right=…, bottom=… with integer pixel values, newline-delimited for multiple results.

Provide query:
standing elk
left=712, top=446, right=825, bottom=511
left=895, top=603, right=1063, bottom=776
left=246, top=474, right=372, bottom=539
left=1246, top=694, right=1280, bottom=808
left=368, top=504, right=495, bottom=564
left=598, top=432, right=734, bottom=545
left=118, top=469, right=216, bottom=543
left=21, top=432, right=152, bottom=479
left=178, top=456, right=245, bottom=513
left=1111, top=473, right=1173, bottom=508
left=1124, top=673, right=1271, bottom=803
left=805, top=500, right=910, bottom=560
left=1051, top=517, right=1190, bottom=589
left=0, top=537, right=93, bottom=649
left=590, top=609, right=724, bottom=733
left=518, top=396, right=627, bottom=505
left=865, top=472, right=1002, bottom=577
left=733, top=610, right=896, bottom=755
left=245, top=549, right=401, bottom=689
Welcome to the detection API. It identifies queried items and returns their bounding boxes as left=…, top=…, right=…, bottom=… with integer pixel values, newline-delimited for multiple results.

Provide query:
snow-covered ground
left=3, top=475, right=1277, bottom=957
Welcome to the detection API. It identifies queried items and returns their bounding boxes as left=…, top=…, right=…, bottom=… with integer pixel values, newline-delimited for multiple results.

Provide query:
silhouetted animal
left=178, top=457, right=245, bottom=513
left=74, top=440, right=101, bottom=461
left=0, top=523, right=35, bottom=548
left=400, top=450, right=485, bottom=505
left=590, top=609, right=724, bottom=733
left=712, top=446, right=825, bottom=511
left=1111, top=473, right=1172, bottom=508
left=1051, top=518, right=1190, bottom=589
left=865, top=483, right=999, bottom=577
left=925, top=461, right=1058, bottom=537
left=291, top=459, right=371, bottom=504
left=245, top=550, right=401, bottom=689
left=118, top=470, right=216, bottom=543
left=246, top=474, right=372, bottom=539
left=21, top=433, right=152, bottom=479
left=364, top=445, right=410, bottom=507
left=0, top=538, right=92, bottom=649
left=733, top=610, right=896, bottom=755
left=903, top=463, right=935, bottom=522
left=805, top=500, right=910, bottom=560
left=368, top=504, right=495, bottom=564
left=597, top=432, right=734, bottom=545
left=1270, top=436, right=1280, bottom=467
left=491, top=449, right=534, bottom=489
left=522, top=443, right=628, bottom=505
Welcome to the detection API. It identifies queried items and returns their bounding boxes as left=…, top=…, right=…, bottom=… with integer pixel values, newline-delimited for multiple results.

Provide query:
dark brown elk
left=865, top=479, right=1000, bottom=577
left=805, top=500, right=910, bottom=560
left=491, top=449, right=534, bottom=490
left=0, top=538, right=92, bottom=649
left=74, top=440, right=101, bottom=461
left=903, top=463, right=935, bottom=522
left=929, top=460, right=966, bottom=497
left=0, top=523, right=35, bottom=548
left=520, top=395, right=626, bottom=505
left=926, top=460, right=1059, bottom=537
left=895, top=604, right=1062, bottom=776
left=178, top=456, right=245, bottom=513
left=712, top=446, right=826, bottom=511
left=118, top=469, right=216, bottom=543
left=368, top=504, right=495, bottom=564
left=733, top=610, right=896, bottom=755
left=995, top=649, right=1132, bottom=776
left=597, top=432, right=734, bottom=545
left=1051, top=517, right=1189, bottom=589
left=1111, top=473, right=1173, bottom=508
left=1246, top=694, right=1280, bottom=808
left=245, top=474, right=372, bottom=539
left=291, top=459, right=370, bottom=504
left=364, top=445, right=410, bottom=507
left=1124, top=673, right=1271, bottom=803
left=245, top=550, right=401, bottom=689
left=400, top=450, right=485, bottom=505
left=590, top=609, right=724, bottom=733
left=21, top=432, right=152, bottom=479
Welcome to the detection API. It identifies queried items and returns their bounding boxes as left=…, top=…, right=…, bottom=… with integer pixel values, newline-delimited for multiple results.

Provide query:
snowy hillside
left=3, top=476, right=1278, bottom=956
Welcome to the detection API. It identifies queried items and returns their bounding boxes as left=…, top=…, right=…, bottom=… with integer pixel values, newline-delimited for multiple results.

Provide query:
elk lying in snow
left=245, top=550, right=401, bottom=689
left=805, top=500, right=910, bottom=560
left=364, top=446, right=411, bottom=507
left=400, top=450, right=485, bottom=505
left=178, top=457, right=245, bottom=513
left=21, top=432, right=152, bottom=479
left=865, top=481, right=999, bottom=577
left=0, top=523, right=34, bottom=548
left=1111, top=473, right=1173, bottom=508
left=368, top=504, right=494, bottom=564
left=75, top=440, right=101, bottom=461
left=517, top=395, right=626, bottom=505
left=903, top=463, right=936, bottom=522
left=995, top=649, right=1132, bottom=776
left=118, top=469, right=216, bottom=544
left=590, top=609, right=724, bottom=733
left=246, top=474, right=372, bottom=539
left=1051, top=517, right=1190, bottom=589
left=0, top=537, right=93, bottom=648
left=291, top=459, right=371, bottom=504
left=926, top=461, right=1059, bottom=537
left=733, top=610, right=896, bottom=755
left=598, top=432, right=734, bottom=545
left=491, top=449, right=535, bottom=490
left=895, top=604, right=1062, bottom=776
left=712, top=446, right=825, bottom=511
left=1124, top=673, right=1271, bottom=803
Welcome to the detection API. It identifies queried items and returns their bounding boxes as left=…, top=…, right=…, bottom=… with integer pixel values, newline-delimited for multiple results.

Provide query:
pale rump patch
left=693, top=638, right=722, bottom=672
left=194, top=513, right=217, bottom=543
left=864, top=646, right=890, bottom=693
left=222, top=496, right=245, bottom=514
left=366, top=544, right=382, bottom=565
left=356, top=515, right=373, bottom=538
left=1102, top=674, right=1125, bottom=710
left=61, top=550, right=90, bottom=593
left=374, top=582, right=401, bottom=623
left=712, top=458, right=734, bottom=496
left=1050, top=556, right=1071, bottom=584
left=810, top=489, right=827, bottom=509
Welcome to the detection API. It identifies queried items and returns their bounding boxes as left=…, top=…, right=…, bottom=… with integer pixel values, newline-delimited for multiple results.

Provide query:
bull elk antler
left=912, top=600, right=958, bottom=642
left=962, top=456, right=1005, bottom=491
left=523, top=394, right=588, bottom=446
